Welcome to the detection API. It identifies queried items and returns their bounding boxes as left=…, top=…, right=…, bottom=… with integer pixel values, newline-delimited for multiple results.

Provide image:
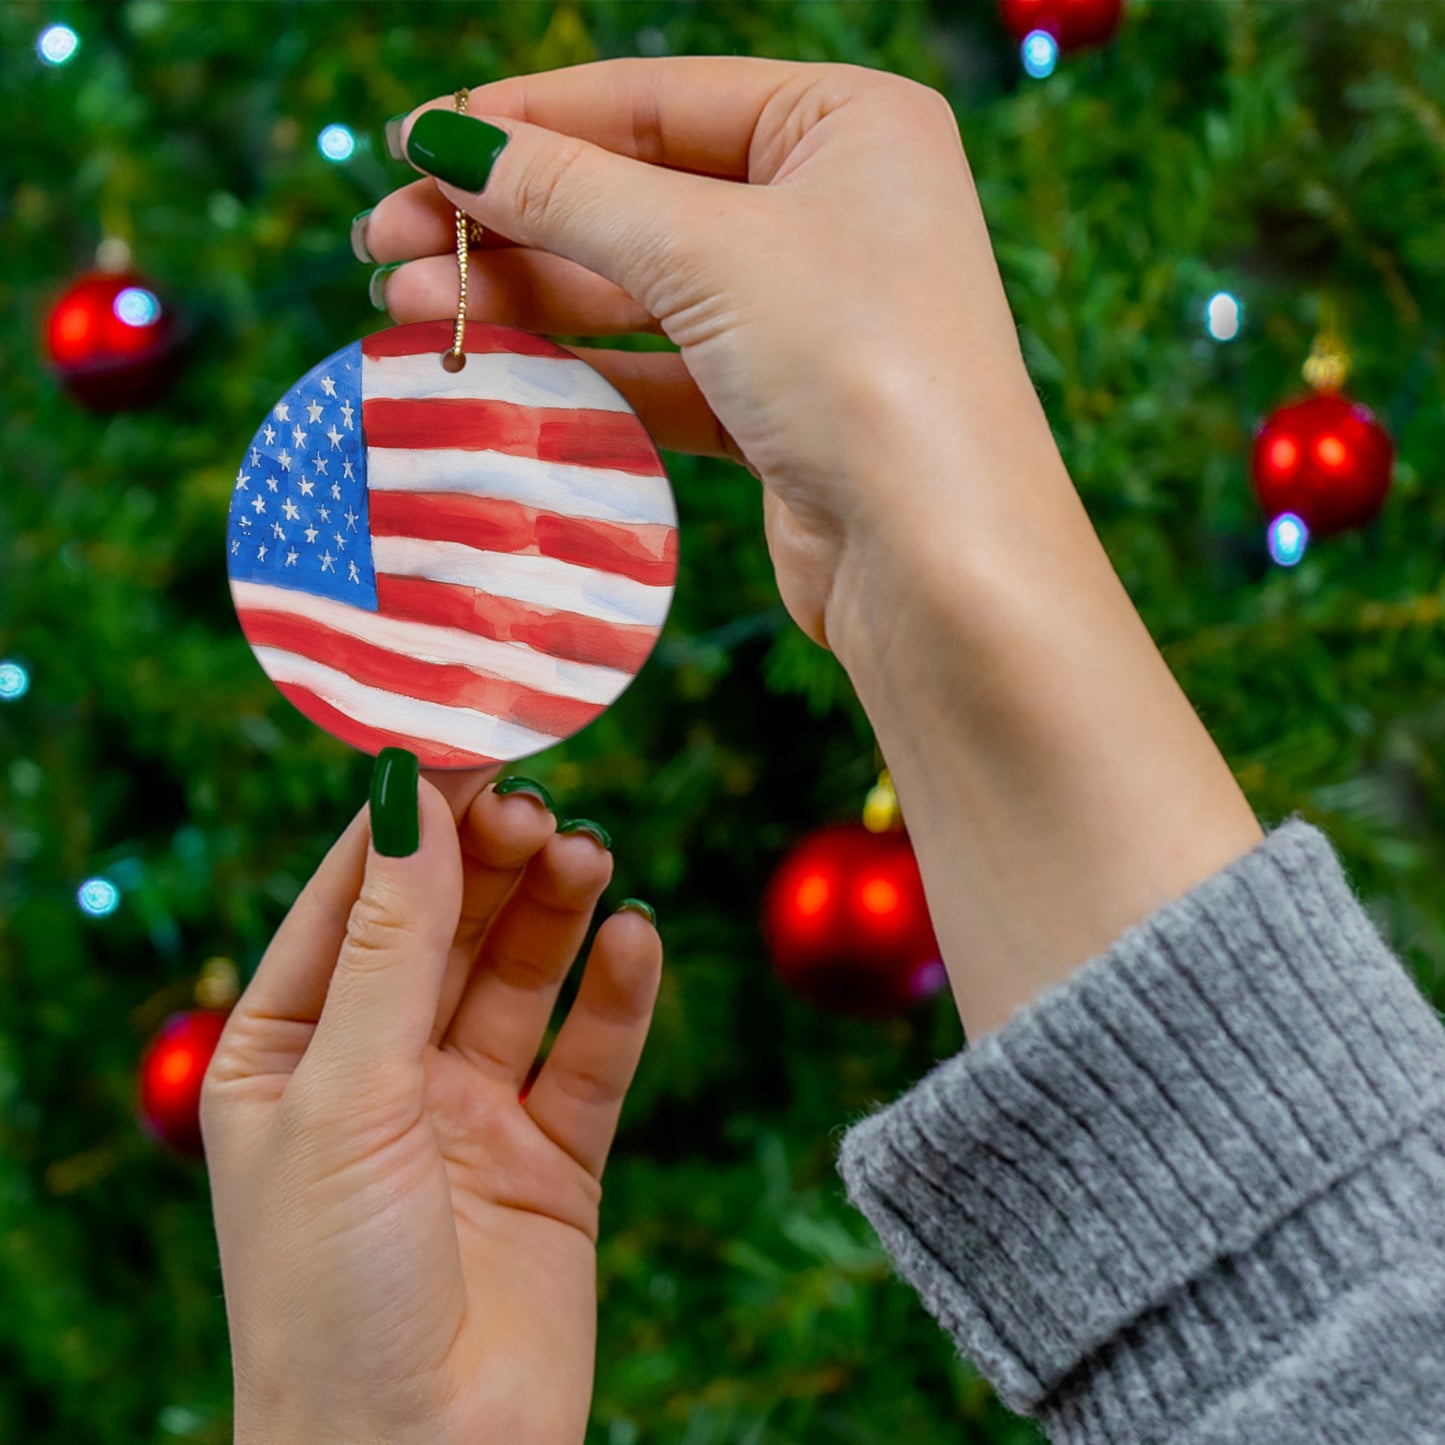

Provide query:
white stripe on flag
left=365, top=447, right=677, bottom=526
left=253, top=646, right=563, bottom=756
left=363, top=350, right=635, bottom=412
left=371, top=536, right=673, bottom=627
left=230, top=580, right=633, bottom=703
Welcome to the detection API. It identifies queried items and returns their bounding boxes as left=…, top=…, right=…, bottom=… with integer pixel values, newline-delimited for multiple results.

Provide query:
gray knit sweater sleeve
left=835, top=818, right=1445, bottom=1443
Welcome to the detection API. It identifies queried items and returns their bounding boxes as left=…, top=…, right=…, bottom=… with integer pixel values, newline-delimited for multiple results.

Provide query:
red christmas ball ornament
left=44, top=269, right=182, bottom=410
left=1251, top=391, right=1394, bottom=538
left=137, top=1009, right=230, bottom=1158
left=763, top=821, right=945, bottom=1017
left=998, top=0, right=1125, bottom=50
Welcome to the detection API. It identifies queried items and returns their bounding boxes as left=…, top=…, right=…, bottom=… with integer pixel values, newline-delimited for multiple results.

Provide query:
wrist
left=824, top=423, right=1262, bottom=1039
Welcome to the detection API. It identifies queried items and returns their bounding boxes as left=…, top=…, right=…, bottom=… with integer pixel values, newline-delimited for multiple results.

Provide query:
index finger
left=407, top=54, right=809, bottom=181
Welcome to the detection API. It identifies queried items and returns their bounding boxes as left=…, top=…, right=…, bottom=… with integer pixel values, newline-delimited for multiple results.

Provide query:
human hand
left=201, top=757, right=662, bottom=1445
left=359, top=57, right=1060, bottom=659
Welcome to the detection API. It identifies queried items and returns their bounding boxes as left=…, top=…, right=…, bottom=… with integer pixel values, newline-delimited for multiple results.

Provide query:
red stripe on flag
left=363, top=398, right=663, bottom=476
left=362, top=320, right=565, bottom=360
left=273, top=683, right=503, bottom=770
left=240, top=609, right=602, bottom=738
left=375, top=574, right=658, bottom=674
left=367, top=490, right=678, bottom=587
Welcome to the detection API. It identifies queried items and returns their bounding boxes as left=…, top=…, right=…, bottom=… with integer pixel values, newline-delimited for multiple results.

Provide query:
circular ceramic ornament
left=226, top=319, right=677, bottom=769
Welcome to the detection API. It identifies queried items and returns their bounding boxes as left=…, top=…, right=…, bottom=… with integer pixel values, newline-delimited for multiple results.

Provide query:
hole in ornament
left=441, top=350, right=467, bottom=373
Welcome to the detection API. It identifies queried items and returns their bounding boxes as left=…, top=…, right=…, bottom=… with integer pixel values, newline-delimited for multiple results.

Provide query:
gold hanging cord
left=443, top=88, right=482, bottom=372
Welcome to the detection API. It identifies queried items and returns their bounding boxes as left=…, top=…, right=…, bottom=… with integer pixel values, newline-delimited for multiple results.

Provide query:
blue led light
left=318, top=124, right=356, bottom=162
left=114, top=287, right=161, bottom=327
left=38, top=24, right=79, bottom=66
left=1268, top=512, right=1309, bottom=567
left=0, top=660, right=28, bottom=701
left=1022, top=30, right=1059, bottom=79
left=1205, top=291, right=1242, bottom=342
left=78, top=877, right=121, bottom=917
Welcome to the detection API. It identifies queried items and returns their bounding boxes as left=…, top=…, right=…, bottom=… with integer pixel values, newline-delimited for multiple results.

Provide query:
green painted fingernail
left=369, top=261, right=403, bottom=311
left=558, top=817, right=611, bottom=851
left=384, top=113, right=408, bottom=162
left=494, top=775, right=556, bottom=813
left=405, top=110, right=510, bottom=192
left=370, top=748, right=419, bottom=857
left=350, top=208, right=375, bottom=264
left=617, top=898, right=656, bottom=925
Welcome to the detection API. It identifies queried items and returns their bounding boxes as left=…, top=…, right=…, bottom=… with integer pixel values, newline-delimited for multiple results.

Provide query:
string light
left=114, top=287, right=162, bottom=327
left=37, top=24, right=79, bottom=66
left=0, top=660, right=29, bottom=701
left=1205, top=291, right=1242, bottom=341
left=77, top=877, right=121, bottom=917
left=1267, top=512, right=1309, bottom=567
left=318, top=124, right=356, bottom=162
left=1022, top=30, right=1060, bottom=78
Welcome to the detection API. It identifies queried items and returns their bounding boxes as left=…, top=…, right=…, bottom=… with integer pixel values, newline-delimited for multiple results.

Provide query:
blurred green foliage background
left=1, top=2, right=1443, bottom=1442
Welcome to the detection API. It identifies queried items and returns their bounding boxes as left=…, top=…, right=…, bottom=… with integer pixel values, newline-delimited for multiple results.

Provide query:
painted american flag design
left=225, top=320, right=677, bottom=769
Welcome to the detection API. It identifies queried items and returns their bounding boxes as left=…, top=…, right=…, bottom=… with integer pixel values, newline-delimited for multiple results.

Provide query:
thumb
left=398, top=105, right=741, bottom=317
left=304, top=749, right=463, bottom=1090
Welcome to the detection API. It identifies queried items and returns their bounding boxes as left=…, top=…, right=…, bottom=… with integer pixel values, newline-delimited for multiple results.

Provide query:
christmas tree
left=2, top=3, right=1443, bottom=1442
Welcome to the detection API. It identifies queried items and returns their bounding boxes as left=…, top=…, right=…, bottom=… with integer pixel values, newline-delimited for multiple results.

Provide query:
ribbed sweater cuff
left=835, top=817, right=1445, bottom=1431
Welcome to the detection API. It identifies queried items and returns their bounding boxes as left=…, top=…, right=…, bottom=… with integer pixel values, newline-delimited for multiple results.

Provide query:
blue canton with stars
left=227, top=341, right=377, bottom=610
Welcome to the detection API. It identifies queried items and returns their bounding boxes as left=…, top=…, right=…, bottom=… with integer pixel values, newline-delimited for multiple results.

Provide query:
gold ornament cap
left=863, top=768, right=903, bottom=832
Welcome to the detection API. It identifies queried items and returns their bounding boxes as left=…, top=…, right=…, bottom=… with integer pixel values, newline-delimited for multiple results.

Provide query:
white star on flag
left=304, top=525, right=318, bottom=544
left=344, top=507, right=358, bottom=531
left=286, top=549, right=299, bottom=567
left=333, top=531, right=346, bottom=550
left=235, top=470, right=250, bottom=491
left=239, top=515, right=252, bottom=530
left=320, top=550, right=335, bottom=572
left=274, top=403, right=289, bottom=422
left=282, top=499, right=300, bottom=521
left=257, top=543, right=268, bottom=561
left=342, top=460, right=354, bottom=480
left=348, top=560, right=360, bottom=583
left=298, top=478, right=314, bottom=496
left=263, top=424, right=276, bottom=444
left=314, top=457, right=328, bottom=475
left=340, top=399, right=354, bottom=429
left=318, top=505, right=330, bottom=522
left=267, top=476, right=279, bottom=493
left=230, top=539, right=240, bottom=554
left=272, top=521, right=285, bottom=539
left=326, top=425, right=343, bottom=450
left=278, top=449, right=292, bottom=471
left=292, top=425, right=307, bottom=450
left=306, top=398, right=325, bottom=424
left=331, top=482, right=342, bottom=500
left=251, top=496, right=266, bottom=514
left=320, top=375, right=337, bottom=397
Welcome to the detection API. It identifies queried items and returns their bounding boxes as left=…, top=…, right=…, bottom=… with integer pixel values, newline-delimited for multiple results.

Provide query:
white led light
left=1205, top=291, right=1242, bottom=342
left=38, top=24, right=79, bottom=66
left=1267, top=512, right=1308, bottom=567
left=0, top=660, right=29, bottom=700
left=318, top=124, right=356, bottom=162
left=1022, top=30, right=1059, bottom=79
left=114, top=287, right=161, bottom=327
left=78, top=877, right=121, bottom=917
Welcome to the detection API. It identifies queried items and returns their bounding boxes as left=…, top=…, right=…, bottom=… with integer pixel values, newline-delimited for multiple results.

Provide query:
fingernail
left=369, top=261, right=403, bottom=312
left=405, top=110, right=510, bottom=193
left=617, top=897, right=656, bottom=926
left=370, top=747, right=420, bottom=857
left=493, top=775, right=556, bottom=813
left=558, top=817, right=611, bottom=851
left=350, top=208, right=375, bottom=264
left=384, top=113, right=408, bottom=162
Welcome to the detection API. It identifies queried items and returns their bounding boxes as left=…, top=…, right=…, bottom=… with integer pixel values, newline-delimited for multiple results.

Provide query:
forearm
left=825, top=386, right=1262, bottom=1040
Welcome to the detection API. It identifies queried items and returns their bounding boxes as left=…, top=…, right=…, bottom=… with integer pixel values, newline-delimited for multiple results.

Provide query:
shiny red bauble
left=1251, top=392, right=1394, bottom=537
left=998, top=0, right=1125, bottom=49
left=44, top=269, right=181, bottom=410
left=763, top=822, right=945, bottom=1017
left=137, top=1009, right=230, bottom=1157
